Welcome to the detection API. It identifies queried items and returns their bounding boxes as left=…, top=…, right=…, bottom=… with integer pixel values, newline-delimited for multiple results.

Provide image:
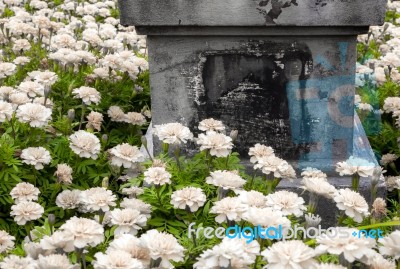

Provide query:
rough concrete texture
left=147, top=35, right=361, bottom=172
left=118, top=0, right=386, bottom=27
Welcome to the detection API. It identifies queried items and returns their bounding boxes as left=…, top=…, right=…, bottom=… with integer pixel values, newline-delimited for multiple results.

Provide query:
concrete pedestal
left=119, top=0, right=387, bottom=172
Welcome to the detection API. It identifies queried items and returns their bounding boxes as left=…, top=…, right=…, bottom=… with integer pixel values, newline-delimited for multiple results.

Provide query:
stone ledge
left=134, top=26, right=371, bottom=36
left=119, top=0, right=386, bottom=28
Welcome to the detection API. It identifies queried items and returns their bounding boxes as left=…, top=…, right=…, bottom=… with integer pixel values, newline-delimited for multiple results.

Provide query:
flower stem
left=308, top=193, right=319, bottom=214
left=162, top=143, right=169, bottom=155
left=225, top=154, right=230, bottom=169
left=249, top=171, right=257, bottom=190
left=174, top=146, right=181, bottom=171
left=272, top=178, right=281, bottom=190
left=207, top=151, right=213, bottom=173
left=253, top=256, right=259, bottom=269
left=352, top=174, right=360, bottom=192
left=98, top=211, right=105, bottom=225
left=339, top=254, right=351, bottom=269
left=149, top=258, right=162, bottom=268
left=75, top=248, right=86, bottom=269
left=81, top=252, right=87, bottom=269
left=371, top=181, right=378, bottom=206
left=155, top=185, right=163, bottom=209
left=25, top=222, right=33, bottom=241
left=78, top=103, right=86, bottom=130
left=9, top=115, right=16, bottom=140
left=337, top=211, right=346, bottom=226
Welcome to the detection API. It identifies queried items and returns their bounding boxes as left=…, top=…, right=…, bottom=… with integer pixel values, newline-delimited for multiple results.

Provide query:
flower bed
left=0, top=0, right=399, bottom=268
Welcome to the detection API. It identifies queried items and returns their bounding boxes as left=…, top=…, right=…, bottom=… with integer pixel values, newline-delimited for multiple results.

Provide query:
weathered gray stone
left=119, top=0, right=386, bottom=173
left=119, top=0, right=386, bottom=27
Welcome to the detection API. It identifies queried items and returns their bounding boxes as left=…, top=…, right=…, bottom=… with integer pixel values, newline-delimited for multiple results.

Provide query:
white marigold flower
left=139, top=229, right=185, bottom=269
left=206, top=170, right=246, bottom=191
left=124, top=112, right=146, bottom=125
left=94, top=251, right=144, bottom=269
left=13, top=56, right=30, bottom=65
left=142, top=109, right=151, bottom=118
left=301, top=167, right=328, bottom=179
left=242, top=207, right=291, bottom=231
left=18, top=81, right=44, bottom=97
left=383, top=97, right=400, bottom=114
left=248, top=143, right=275, bottom=164
left=16, top=103, right=52, bottom=127
left=9, top=92, right=30, bottom=107
left=153, top=122, right=193, bottom=145
left=86, top=111, right=103, bottom=131
left=11, top=201, right=44, bottom=225
left=357, top=103, right=373, bottom=112
left=380, top=153, right=398, bottom=166
left=194, top=237, right=259, bottom=269
left=0, top=86, right=14, bottom=100
left=121, top=186, right=144, bottom=197
left=261, top=240, right=318, bottom=269
left=0, top=230, right=15, bottom=254
left=107, top=106, right=125, bottom=122
left=152, top=159, right=166, bottom=168
left=385, top=176, right=400, bottom=191
left=333, top=188, right=369, bottom=223
left=371, top=197, right=387, bottom=219
left=301, top=176, right=337, bottom=199
left=21, top=147, right=51, bottom=170
left=33, top=97, right=53, bottom=109
left=316, top=227, right=376, bottom=263
left=170, top=187, right=206, bottom=212
left=60, top=217, right=104, bottom=249
left=0, top=62, right=17, bottom=79
left=198, top=118, right=225, bottom=133
left=69, top=130, right=101, bottom=159
left=0, top=101, right=13, bottom=123
left=107, top=234, right=150, bottom=265
left=40, top=231, right=74, bottom=253
left=109, top=143, right=145, bottom=168
left=110, top=208, right=148, bottom=235
left=143, top=167, right=172, bottom=186
left=378, top=230, right=400, bottom=259
left=279, top=164, right=297, bottom=181
left=10, top=182, right=40, bottom=202
left=32, top=71, right=58, bottom=87
left=120, top=198, right=152, bottom=218
left=224, top=237, right=260, bottom=266
left=54, top=163, right=73, bottom=184
left=305, top=213, right=322, bottom=228
left=21, top=242, right=47, bottom=260
left=254, top=155, right=291, bottom=178
left=80, top=187, right=117, bottom=213
left=197, top=132, right=233, bottom=157
left=0, top=255, right=37, bottom=269
left=368, top=253, right=396, bottom=269
left=335, top=157, right=375, bottom=177
left=56, top=190, right=81, bottom=210
left=37, top=254, right=72, bottom=269
left=237, top=190, right=267, bottom=209
left=210, top=197, right=247, bottom=223
left=265, top=190, right=306, bottom=217
left=72, top=86, right=101, bottom=105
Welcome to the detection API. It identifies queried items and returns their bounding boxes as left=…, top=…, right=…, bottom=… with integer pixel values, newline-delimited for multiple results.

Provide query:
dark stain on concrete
left=190, top=41, right=314, bottom=160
